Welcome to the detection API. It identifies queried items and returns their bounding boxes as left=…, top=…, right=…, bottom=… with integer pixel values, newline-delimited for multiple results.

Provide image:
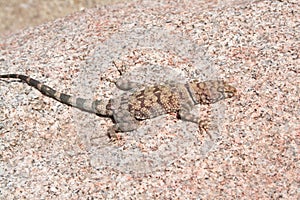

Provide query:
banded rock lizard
left=0, top=74, right=236, bottom=139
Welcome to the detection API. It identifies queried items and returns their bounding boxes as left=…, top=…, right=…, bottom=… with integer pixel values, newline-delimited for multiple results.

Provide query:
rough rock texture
left=0, top=0, right=132, bottom=38
left=0, top=0, right=299, bottom=199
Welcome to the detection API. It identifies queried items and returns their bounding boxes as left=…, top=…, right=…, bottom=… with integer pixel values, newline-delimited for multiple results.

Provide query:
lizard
left=0, top=74, right=236, bottom=139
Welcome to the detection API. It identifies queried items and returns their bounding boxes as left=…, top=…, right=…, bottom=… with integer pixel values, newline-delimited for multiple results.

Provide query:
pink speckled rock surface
left=0, top=0, right=299, bottom=199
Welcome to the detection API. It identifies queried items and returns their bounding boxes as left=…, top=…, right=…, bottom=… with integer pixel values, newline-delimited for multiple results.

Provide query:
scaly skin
left=0, top=74, right=236, bottom=139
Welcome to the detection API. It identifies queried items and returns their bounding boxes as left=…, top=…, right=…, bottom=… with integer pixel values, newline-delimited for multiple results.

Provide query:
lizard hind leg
left=115, top=79, right=145, bottom=91
left=108, top=108, right=141, bottom=140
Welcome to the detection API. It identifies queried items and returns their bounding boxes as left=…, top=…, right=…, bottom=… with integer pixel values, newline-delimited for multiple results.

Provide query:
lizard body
left=0, top=74, right=236, bottom=138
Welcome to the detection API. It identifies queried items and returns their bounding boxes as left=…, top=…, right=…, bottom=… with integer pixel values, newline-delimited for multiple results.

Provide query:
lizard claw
left=199, top=119, right=212, bottom=139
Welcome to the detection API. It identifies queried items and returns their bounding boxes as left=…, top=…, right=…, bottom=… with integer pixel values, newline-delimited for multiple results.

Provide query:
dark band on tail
left=0, top=74, right=111, bottom=116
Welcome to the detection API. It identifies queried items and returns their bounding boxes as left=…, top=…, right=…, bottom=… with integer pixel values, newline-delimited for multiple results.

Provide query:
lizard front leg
left=178, top=107, right=213, bottom=139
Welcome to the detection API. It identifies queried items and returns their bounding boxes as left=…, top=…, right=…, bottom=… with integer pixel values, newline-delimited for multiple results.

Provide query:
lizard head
left=189, top=80, right=237, bottom=104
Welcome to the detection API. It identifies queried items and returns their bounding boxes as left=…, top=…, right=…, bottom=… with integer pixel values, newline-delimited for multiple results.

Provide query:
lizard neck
left=187, top=80, right=213, bottom=105
left=184, top=82, right=199, bottom=105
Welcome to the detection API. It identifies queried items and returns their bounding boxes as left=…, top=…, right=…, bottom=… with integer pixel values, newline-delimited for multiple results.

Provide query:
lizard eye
left=224, top=85, right=237, bottom=98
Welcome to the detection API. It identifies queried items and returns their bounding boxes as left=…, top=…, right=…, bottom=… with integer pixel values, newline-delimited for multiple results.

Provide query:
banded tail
left=0, top=74, right=111, bottom=116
